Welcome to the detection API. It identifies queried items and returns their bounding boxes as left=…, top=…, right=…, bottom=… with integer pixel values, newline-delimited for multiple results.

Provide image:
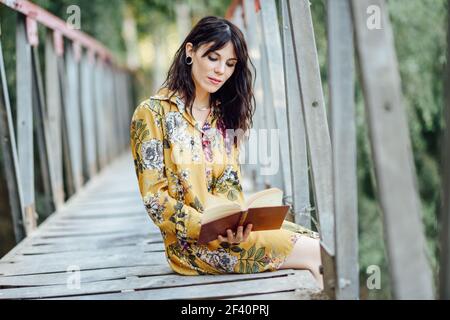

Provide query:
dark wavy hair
left=162, top=16, right=255, bottom=143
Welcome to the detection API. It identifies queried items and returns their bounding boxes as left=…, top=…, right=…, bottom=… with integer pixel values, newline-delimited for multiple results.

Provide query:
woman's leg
left=278, top=235, right=324, bottom=289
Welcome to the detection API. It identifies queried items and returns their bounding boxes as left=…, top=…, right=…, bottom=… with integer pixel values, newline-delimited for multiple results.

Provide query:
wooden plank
left=125, top=73, right=135, bottom=147
left=20, top=238, right=162, bottom=254
left=16, top=14, right=37, bottom=234
left=242, top=0, right=266, bottom=191
left=28, top=232, right=160, bottom=248
left=60, top=201, right=144, bottom=210
left=287, top=0, right=336, bottom=297
left=122, top=72, right=131, bottom=151
left=351, top=0, right=433, bottom=299
left=440, top=0, right=450, bottom=300
left=101, top=66, right=111, bottom=163
left=0, top=265, right=173, bottom=287
left=58, top=56, right=76, bottom=197
left=94, top=60, right=106, bottom=169
left=106, top=67, right=117, bottom=160
left=125, top=73, right=135, bottom=126
left=53, top=214, right=145, bottom=223
left=60, top=207, right=144, bottom=216
left=55, top=207, right=146, bottom=217
left=43, top=217, right=150, bottom=228
left=37, top=229, right=154, bottom=240
left=74, top=190, right=139, bottom=199
left=121, top=73, right=130, bottom=152
left=38, top=228, right=157, bottom=239
left=80, top=51, right=97, bottom=179
left=327, top=0, right=359, bottom=300
left=115, top=72, right=125, bottom=152
left=33, top=226, right=158, bottom=239
left=33, top=226, right=153, bottom=238
left=42, top=224, right=152, bottom=234
left=0, top=270, right=300, bottom=300
left=19, top=242, right=164, bottom=255
left=19, top=237, right=160, bottom=253
left=50, top=215, right=147, bottom=225
left=3, top=244, right=164, bottom=264
left=45, top=32, right=65, bottom=209
left=2, top=226, right=158, bottom=252
left=256, top=0, right=288, bottom=192
left=231, top=3, right=245, bottom=33
left=46, top=271, right=317, bottom=300
left=280, top=0, right=311, bottom=227
left=67, top=195, right=142, bottom=205
left=43, top=218, right=148, bottom=230
left=0, top=250, right=166, bottom=276
left=226, top=288, right=326, bottom=300
left=111, top=70, right=121, bottom=157
left=66, top=197, right=142, bottom=207
left=64, top=42, right=84, bottom=191
left=120, top=72, right=129, bottom=152
left=31, top=46, right=56, bottom=214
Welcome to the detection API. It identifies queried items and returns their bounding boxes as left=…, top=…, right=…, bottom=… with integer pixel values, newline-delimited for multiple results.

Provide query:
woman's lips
left=207, top=77, right=222, bottom=85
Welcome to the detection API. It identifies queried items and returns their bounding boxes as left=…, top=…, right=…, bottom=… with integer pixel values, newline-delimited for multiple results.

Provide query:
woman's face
left=186, top=41, right=237, bottom=94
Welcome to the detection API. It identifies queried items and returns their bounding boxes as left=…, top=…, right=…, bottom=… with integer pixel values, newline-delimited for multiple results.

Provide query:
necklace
left=193, top=105, right=211, bottom=111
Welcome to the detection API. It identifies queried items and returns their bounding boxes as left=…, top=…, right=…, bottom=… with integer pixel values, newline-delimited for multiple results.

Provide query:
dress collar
left=151, top=88, right=218, bottom=134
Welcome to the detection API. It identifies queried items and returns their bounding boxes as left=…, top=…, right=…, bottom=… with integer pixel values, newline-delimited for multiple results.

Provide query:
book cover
left=197, top=188, right=290, bottom=245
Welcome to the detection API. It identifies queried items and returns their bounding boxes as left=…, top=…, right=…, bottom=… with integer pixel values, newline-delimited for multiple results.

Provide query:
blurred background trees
left=0, top=0, right=447, bottom=299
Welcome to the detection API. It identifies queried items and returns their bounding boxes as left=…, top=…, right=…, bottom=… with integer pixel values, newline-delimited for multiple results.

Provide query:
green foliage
left=32, top=0, right=127, bottom=59
left=388, top=1, right=447, bottom=278
left=127, top=0, right=231, bottom=40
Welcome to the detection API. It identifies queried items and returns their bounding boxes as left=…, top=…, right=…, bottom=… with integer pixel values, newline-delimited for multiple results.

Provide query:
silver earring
left=185, top=56, right=193, bottom=65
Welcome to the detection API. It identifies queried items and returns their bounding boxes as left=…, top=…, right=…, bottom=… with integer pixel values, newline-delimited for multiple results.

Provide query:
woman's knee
left=279, top=236, right=321, bottom=270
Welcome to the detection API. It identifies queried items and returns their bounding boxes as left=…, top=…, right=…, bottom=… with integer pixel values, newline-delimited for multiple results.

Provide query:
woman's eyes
left=208, top=56, right=236, bottom=67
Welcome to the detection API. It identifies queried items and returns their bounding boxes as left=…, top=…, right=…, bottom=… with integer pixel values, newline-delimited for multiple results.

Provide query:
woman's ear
left=185, top=42, right=193, bottom=58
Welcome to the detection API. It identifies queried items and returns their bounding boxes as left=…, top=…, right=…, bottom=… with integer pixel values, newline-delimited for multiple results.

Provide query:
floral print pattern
left=195, top=246, right=238, bottom=273
left=214, top=165, right=242, bottom=201
left=143, top=192, right=166, bottom=224
left=130, top=87, right=320, bottom=276
left=141, top=139, right=164, bottom=171
left=165, top=112, right=188, bottom=146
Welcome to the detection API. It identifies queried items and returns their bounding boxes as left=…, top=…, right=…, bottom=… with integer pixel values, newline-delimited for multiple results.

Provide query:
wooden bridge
left=0, top=0, right=449, bottom=300
left=0, top=153, right=322, bottom=299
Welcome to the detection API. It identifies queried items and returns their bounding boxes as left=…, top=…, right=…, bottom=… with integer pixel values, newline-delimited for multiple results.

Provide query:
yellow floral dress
left=130, top=87, right=319, bottom=275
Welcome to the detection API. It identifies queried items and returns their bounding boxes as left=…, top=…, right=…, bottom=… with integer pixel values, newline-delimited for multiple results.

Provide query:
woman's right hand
left=217, top=224, right=253, bottom=244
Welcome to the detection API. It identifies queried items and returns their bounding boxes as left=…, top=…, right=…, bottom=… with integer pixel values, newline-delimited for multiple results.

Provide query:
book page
left=204, top=193, right=236, bottom=209
left=245, top=188, right=283, bottom=208
left=202, top=194, right=242, bottom=224
left=202, top=203, right=242, bottom=224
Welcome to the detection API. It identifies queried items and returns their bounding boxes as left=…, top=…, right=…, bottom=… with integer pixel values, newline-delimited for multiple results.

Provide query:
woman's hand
left=217, top=224, right=253, bottom=244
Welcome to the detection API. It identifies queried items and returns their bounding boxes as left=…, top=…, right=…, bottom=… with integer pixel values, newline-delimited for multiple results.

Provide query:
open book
left=197, top=188, right=290, bottom=245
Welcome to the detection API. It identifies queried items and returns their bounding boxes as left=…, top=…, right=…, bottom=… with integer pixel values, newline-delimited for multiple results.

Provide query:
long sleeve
left=130, top=101, right=202, bottom=244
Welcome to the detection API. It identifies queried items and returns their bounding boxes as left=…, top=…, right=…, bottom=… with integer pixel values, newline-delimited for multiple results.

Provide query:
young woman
left=130, top=16, right=323, bottom=288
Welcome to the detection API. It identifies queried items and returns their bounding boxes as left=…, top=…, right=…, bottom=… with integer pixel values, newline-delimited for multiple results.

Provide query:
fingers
left=217, top=230, right=235, bottom=243
left=217, top=225, right=253, bottom=244
left=227, top=229, right=235, bottom=243
left=243, top=224, right=253, bottom=241
left=235, top=226, right=244, bottom=242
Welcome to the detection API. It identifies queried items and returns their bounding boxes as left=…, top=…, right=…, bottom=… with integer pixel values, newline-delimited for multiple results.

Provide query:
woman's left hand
left=217, top=224, right=253, bottom=244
